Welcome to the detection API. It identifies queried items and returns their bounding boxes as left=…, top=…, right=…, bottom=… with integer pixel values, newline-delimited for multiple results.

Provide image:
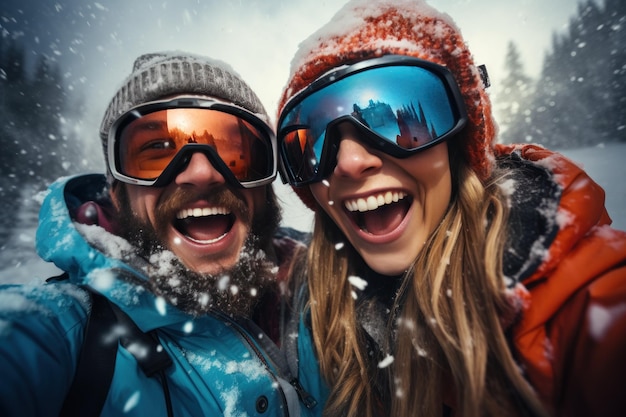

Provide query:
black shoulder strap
left=106, top=294, right=175, bottom=417
left=108, top=299, right=173, bottom=377
left=48, top=276, right=174, bottom=417
left=59, top=289, right=119, bottom=417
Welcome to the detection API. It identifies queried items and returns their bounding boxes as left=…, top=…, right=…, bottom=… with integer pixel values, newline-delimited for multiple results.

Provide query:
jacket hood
left=496, top=144, right=626, bottom=410
left=36, top=174, right=193, bottom=331
left=496, top=144, right=614, bottom=284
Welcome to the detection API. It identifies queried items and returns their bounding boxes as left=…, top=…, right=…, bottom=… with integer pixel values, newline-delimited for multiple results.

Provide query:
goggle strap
left=478, top=64, right=490, bottom=88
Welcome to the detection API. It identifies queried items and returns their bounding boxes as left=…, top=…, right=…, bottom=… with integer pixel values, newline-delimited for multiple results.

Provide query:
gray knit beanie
left=99, top=51, right=270, bottom=178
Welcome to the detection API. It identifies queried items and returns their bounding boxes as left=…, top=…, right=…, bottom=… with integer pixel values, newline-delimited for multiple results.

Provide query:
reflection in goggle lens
left=278, top=62, right=466, bottom=186
left=115, top=108, right=274, bottom=186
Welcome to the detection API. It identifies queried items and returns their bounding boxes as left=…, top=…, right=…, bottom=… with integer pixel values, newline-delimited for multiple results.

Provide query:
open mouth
left=174, top=206, right=236, bottom=243
left=344, top=191, right=411, bottom=235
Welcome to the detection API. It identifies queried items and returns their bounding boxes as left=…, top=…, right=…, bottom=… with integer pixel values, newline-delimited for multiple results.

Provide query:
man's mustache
left=154, top=185, right=250, bottom=236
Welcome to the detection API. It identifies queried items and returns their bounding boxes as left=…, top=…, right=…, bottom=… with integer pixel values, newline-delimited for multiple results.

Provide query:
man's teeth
left=344, top=191, right=407, bottom=213
left=176, top=207, right=230, bottom=220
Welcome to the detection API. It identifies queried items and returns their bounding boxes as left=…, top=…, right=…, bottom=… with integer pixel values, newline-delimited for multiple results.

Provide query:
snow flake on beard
left=145, top=233, right=278, bottom=318
left=110, top=183, right=281, bottom=318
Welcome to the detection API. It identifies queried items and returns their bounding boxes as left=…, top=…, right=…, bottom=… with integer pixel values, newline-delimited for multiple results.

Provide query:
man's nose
left=174, top=152, right=226, bottom=187
left=333, top=126, right=383, bottom=180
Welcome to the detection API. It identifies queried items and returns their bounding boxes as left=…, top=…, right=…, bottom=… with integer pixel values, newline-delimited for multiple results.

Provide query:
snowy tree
left=504, top=0, right=625, bottom=148
left=603, top=0, right=626, bottom=137
left=0, top=39, right=84, bottom=245
left=495, top=41, right=535, bottom=143
left=1, top=38, right=26, bottom=85
left=0, top=38, right=27, bottom=240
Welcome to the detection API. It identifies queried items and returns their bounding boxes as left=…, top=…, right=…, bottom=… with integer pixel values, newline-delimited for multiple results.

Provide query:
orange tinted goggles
left=107, top=97, right=276, bottom=188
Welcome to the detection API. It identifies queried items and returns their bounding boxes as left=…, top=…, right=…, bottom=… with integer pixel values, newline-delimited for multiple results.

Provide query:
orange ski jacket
left=497, top=144, right=626, bottom=417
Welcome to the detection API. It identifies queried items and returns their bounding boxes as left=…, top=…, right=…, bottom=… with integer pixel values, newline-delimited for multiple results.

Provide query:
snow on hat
left=277, top=0, right=497, bottom=210
left=99, top=51, right=270, bottom=179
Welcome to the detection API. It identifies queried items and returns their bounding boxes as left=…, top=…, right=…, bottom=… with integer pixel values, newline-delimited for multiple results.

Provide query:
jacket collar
left=36, top=174, right=196, bottom=332
left=499, top=152, right=562, bottom=286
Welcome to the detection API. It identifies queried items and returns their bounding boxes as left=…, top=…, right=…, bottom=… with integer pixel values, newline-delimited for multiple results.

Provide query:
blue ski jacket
left=0, top=174, right=320, bottom=417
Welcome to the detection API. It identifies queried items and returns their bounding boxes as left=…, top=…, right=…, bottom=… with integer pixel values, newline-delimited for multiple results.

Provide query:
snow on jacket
left=287, top=144, right=626, bottom=417
left=0, top=173, right=319, bottom=417
left=497, top=144, right=626, bottom=417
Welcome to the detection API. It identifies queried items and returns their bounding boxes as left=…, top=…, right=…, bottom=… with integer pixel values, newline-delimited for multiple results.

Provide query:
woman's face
left=310, top=122, right=452, bottom=276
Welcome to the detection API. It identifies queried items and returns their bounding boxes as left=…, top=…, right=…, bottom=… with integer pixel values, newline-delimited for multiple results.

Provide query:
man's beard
left=114, top=183, right=281, bottom=318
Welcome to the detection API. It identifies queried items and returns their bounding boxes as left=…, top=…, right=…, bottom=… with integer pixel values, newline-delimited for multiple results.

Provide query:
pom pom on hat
left=277, top=0, right=497, bottom=210
left=99, top=51, right=270, bottom=182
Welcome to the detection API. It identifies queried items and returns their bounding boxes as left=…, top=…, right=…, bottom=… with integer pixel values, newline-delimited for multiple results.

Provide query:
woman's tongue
left=178, top=214, right=233, bottom=242
left=358, top=201, right=407, bottom=235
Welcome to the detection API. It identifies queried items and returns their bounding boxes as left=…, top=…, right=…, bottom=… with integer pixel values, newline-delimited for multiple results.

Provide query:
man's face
left=111, top=109, right=272, bottom=276
left=108, top=105, right=280, bottom=315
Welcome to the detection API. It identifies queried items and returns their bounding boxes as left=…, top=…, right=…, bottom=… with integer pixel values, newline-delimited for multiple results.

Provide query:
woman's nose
left=333, top=124, right=383, bottom=179
left=174, top=152, right=226, bottom=187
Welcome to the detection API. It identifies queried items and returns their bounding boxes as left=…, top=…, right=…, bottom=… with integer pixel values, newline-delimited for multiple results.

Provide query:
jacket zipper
left=212, top=311, right=291, bottom=415
left=226, top=317, right=317, bottom=409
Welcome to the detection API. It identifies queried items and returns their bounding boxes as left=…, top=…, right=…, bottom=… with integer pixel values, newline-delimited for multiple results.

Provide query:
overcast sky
left=0, top=0, right=589, bottom=230
left=2, top=0, right=586, bottom=120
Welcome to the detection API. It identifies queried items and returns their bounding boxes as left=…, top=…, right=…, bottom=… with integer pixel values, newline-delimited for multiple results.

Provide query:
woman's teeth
left=344, top=191, right=407, bottom=212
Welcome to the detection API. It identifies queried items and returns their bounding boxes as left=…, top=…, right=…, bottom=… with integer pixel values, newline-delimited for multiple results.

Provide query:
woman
left=276, top=1, right=626, bottom=416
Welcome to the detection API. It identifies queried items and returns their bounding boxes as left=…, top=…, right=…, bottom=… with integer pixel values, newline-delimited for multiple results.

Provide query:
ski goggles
left=277, top=55, right=468, bottom=186
left=107, top=96, right=277, bottom=188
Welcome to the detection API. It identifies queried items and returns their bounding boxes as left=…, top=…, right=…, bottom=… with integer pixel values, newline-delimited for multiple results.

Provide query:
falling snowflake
left=155, top=297, right=167, bottom=316
left=377, top=354, right=394, bottom=368
left=123, top=391, right=141, bottom=413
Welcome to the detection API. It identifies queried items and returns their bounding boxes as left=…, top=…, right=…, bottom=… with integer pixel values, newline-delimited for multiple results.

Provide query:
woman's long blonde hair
left=304, top=146, right=549, bottom=417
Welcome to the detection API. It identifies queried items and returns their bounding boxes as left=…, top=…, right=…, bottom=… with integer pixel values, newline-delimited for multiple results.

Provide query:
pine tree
left=0, top=38, right=27, bottom=240
left=495, top=41, right=534, bottom=143
left=505, top=0, right=626, bottom=149
left=3, top=39, right=25, bottom=85
left=603, top=0, right=626, bottom=140
left=28, top=55, right=76, bottom=183
left=0, top=40, right=84, bottom=244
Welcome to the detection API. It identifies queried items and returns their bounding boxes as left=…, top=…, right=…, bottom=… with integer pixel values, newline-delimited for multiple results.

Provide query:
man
left=0, top=52, right=315, bottom=417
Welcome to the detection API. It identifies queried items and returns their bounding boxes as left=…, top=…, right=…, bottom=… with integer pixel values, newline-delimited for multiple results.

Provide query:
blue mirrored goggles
left=107, top=96, right=277, bottom=188
left=277, top=56, right=468, bottom=186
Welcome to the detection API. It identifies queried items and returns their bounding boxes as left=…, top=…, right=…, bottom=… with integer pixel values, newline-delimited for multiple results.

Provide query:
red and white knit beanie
left=277, top=0, right=497, bottom=210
